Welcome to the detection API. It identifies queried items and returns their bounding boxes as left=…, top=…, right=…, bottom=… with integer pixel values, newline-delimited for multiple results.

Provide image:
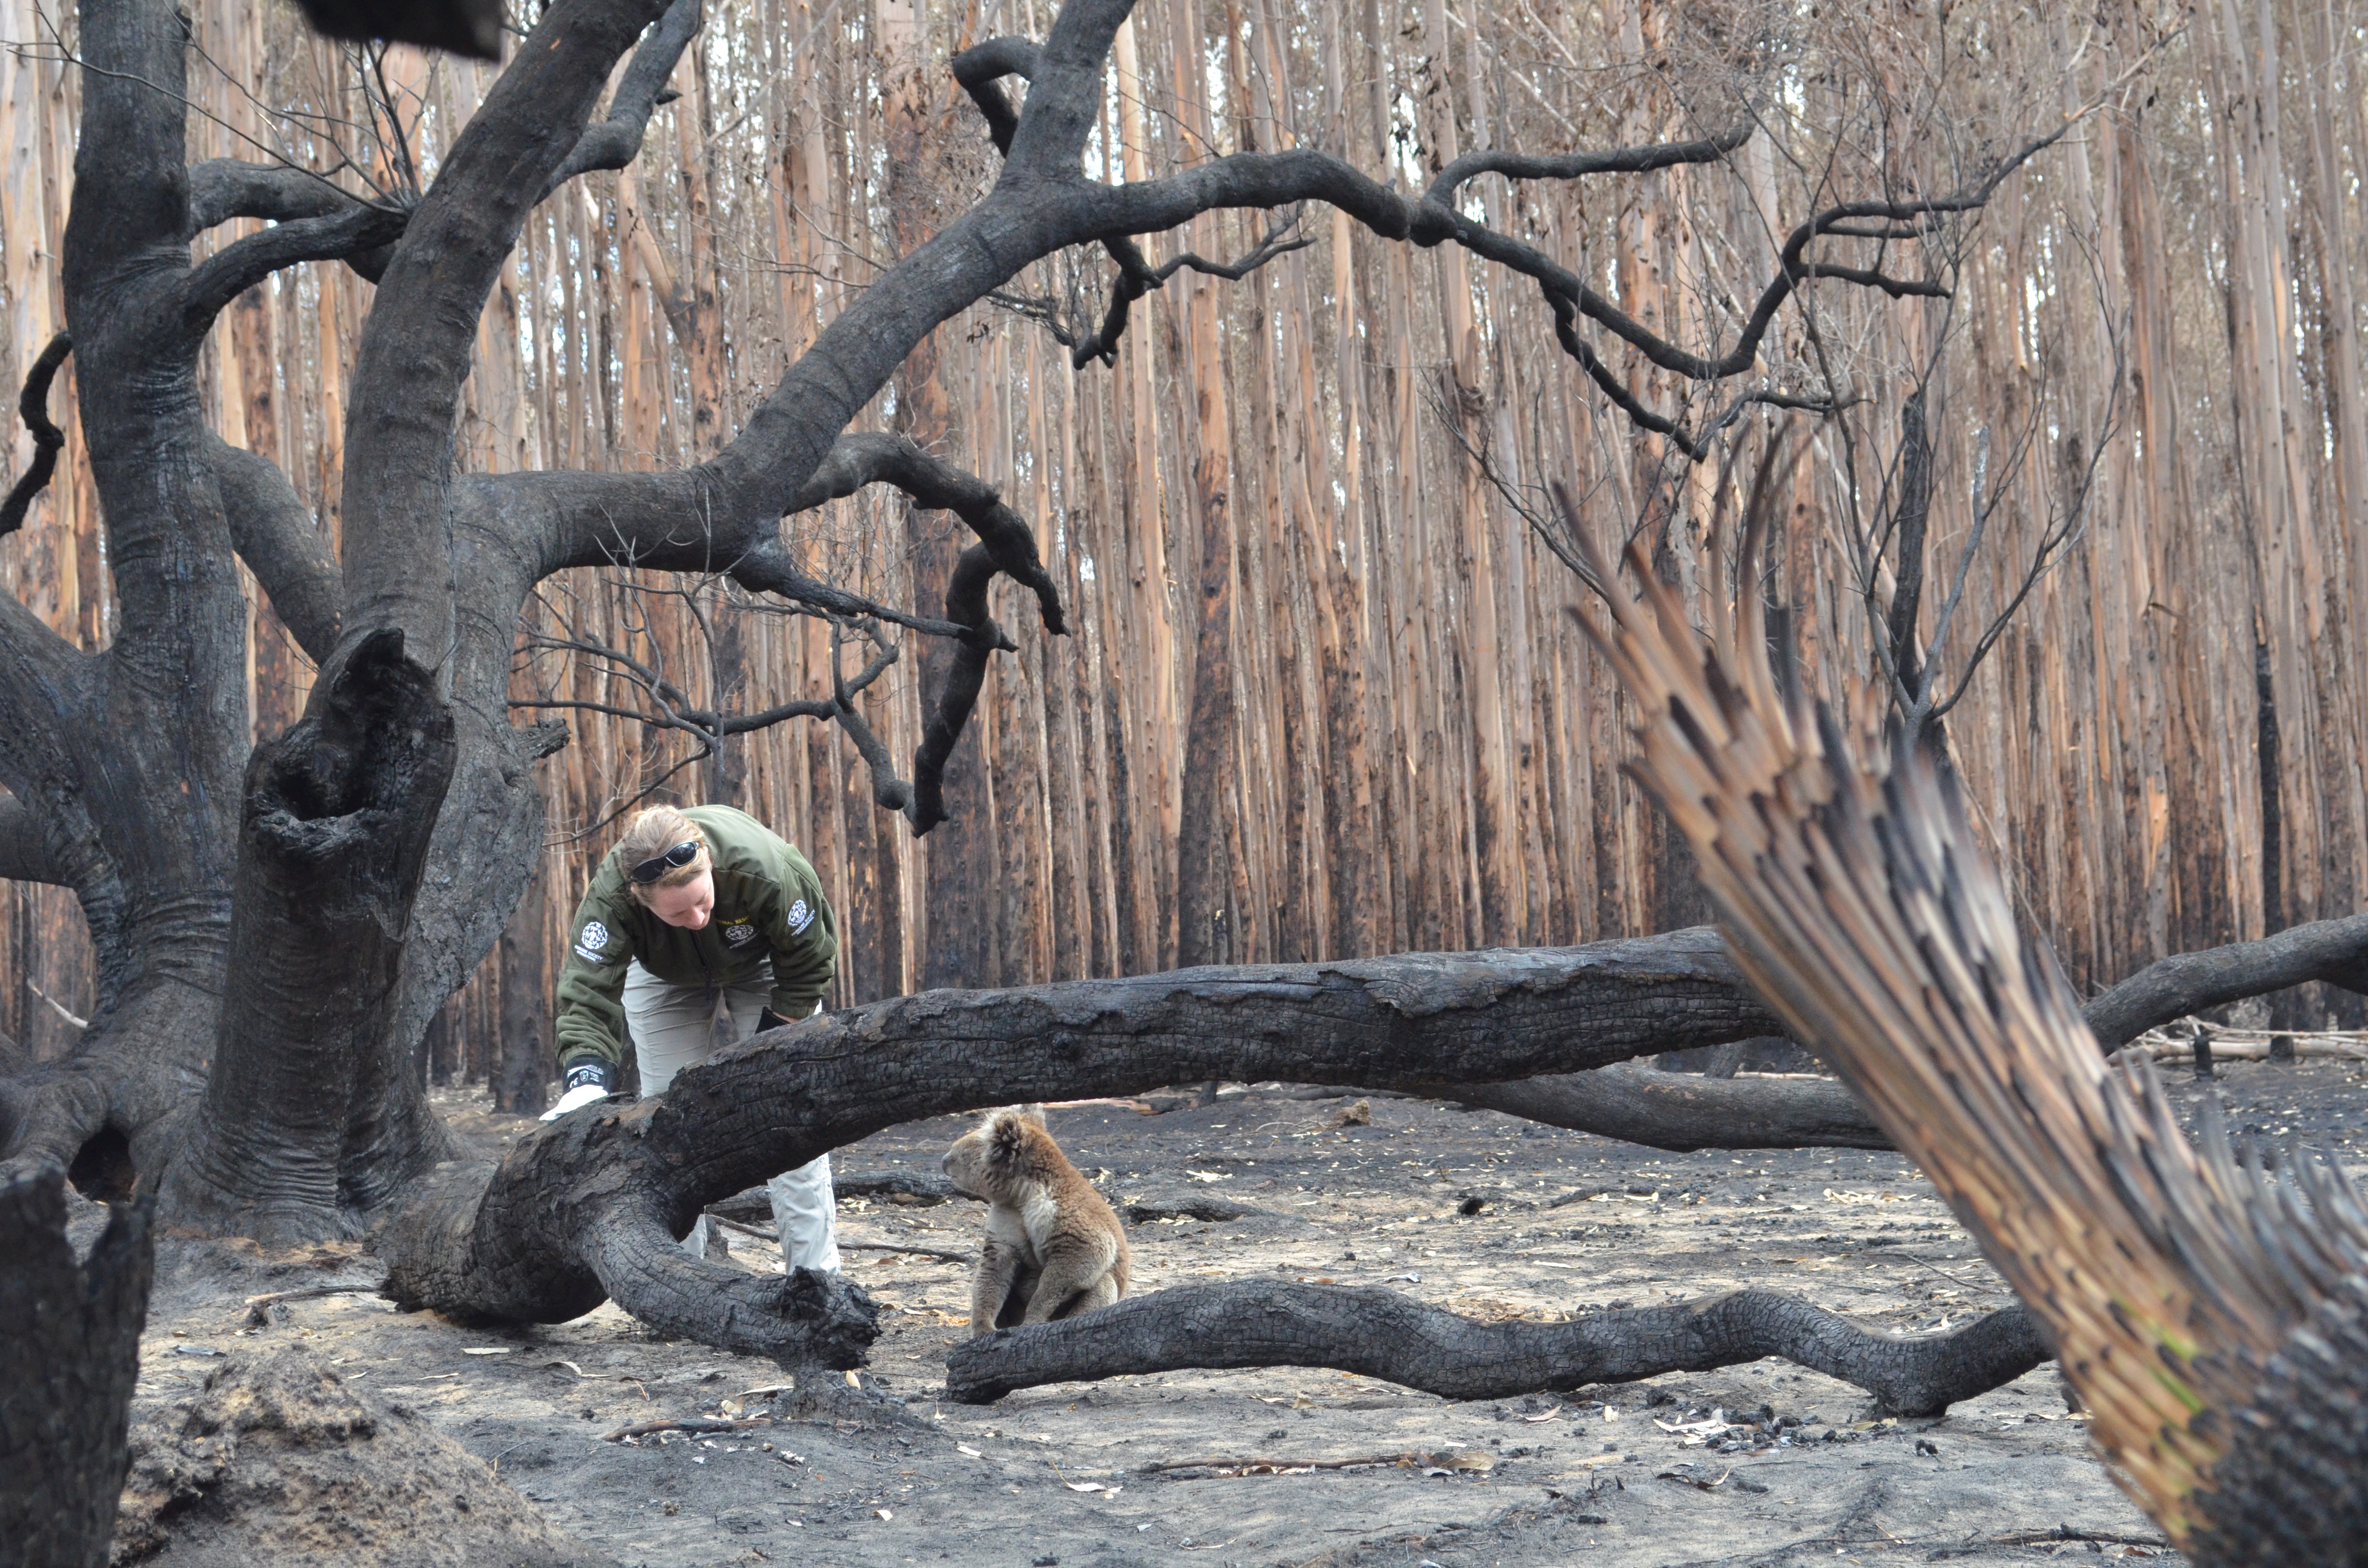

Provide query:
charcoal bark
left=0, top=1170, right=155, bottom=1568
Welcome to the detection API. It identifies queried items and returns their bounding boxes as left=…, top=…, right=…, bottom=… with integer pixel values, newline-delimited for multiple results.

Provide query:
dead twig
left=603, top=1415, right=772, bottom=1442
left=1136, top=1448, right=1491, bottom=1476
left=243, top=1282, right=386, bottom=1326
left=843, top=1241, right=974, bottom=1262
left=25, top=978, right=88, bottom=1031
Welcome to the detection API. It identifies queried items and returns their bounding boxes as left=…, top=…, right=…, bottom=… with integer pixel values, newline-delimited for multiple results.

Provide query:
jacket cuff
left=561, top=1058, right=614, bottom=1094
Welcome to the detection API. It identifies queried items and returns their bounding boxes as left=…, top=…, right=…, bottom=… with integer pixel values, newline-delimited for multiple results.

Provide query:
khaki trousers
left=623, top=961, right=840, bottom=1273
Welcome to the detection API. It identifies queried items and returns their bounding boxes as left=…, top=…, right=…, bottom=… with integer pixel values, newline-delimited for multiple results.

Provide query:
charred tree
left=0, top=1171, right=155, bottom=1568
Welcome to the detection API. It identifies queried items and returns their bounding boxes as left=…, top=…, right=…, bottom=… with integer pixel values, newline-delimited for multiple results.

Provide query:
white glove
left=538, top=1082, right=611, bottom=1121
left=540, top=1061, right=616, bottom=1121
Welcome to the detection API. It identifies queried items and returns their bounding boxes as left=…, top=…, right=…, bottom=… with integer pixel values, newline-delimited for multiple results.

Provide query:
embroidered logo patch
left=723, top=920, right=756, bottom=946
left=786, top=898, right=813, bottom=934
left=580, top=921, right=609, bottom=951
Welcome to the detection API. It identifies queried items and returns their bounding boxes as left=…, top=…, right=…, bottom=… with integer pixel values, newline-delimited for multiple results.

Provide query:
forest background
left=0, top=0, right=2356, bottom=1083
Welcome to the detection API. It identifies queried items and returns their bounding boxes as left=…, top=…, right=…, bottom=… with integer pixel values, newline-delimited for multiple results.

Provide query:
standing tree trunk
left=0, top=1171, right=154, bottom=1568
left=495, top=853, right=553, bottom=1116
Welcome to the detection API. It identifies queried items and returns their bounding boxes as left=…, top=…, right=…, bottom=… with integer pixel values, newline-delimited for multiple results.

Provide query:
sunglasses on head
left=629, top=839, right=703, bottom=884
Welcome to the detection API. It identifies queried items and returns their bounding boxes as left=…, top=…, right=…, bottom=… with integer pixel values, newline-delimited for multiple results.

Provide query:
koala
left=941, top=1108, right=1130, bottom=1335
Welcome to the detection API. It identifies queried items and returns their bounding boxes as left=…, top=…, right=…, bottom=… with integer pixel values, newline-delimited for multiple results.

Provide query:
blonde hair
left=615, top=805, right=709, bottom=901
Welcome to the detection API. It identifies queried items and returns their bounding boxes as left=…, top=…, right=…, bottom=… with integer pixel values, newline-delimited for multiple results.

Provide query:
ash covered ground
left=105, top=1057, right=2368, bottom=1567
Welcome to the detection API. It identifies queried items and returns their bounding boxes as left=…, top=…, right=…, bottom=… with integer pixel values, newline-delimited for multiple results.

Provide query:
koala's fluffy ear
left=989, top=1109, right=1030, bottom=1169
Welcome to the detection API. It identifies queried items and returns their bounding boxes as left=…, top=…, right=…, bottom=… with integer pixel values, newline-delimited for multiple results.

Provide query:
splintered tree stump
left=943, top=1281, right=2054, bottom=1416
left=0, top=1170, right=156, bottom=1568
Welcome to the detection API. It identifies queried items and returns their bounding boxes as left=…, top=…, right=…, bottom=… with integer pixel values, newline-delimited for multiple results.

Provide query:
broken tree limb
left=1461, top=913, right=2368, bottom=1153
left=375, top=931, right=1785, bottom=1357
left=2080, top=911, right=2368, bottom=1048
left=579, top=1195, right=882, bottom=1368
left=943, top=1281, right=2053, bottom=1417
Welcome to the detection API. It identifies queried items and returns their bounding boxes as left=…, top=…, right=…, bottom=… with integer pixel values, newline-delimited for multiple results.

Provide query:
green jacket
left=554, top=804, right=838, bottom=1073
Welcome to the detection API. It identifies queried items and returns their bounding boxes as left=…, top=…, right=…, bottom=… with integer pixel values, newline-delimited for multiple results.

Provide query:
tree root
left=942, top=1281, right=2052, bottom=1417
left=1457, top=1061, right=1889, bottom=1152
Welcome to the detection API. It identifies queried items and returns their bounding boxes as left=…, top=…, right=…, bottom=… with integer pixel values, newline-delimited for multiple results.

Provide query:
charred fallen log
left=376, top=931, right=1784, bottom=1364
left=1461, top=1061, right=1888, bottom=1152
left=1473, top=911, right=2368, bottom=1155
left=943, top=1280, right=2052, bottom=1416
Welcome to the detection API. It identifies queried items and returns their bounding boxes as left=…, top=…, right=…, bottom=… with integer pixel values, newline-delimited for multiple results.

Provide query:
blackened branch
left=908, top=545, right=1002, bottom=835
left=181, top=202, right=412, bottom=331
left=1423, top=126, right=1753, bottom=207
left=788, top=431, right=1064, bottom=635
left=208, top=436, right=345, bottom=660
left=0, top=335, right=71, bottom=539
left=950, top=36, right=1041, bottom=156
left=185, top=160, right=358, bottom=232
left=1083, top=115, right=2079, bottom=457
left=539, top=0, right=704, bottom=199
left=512, top=592, right=909, bottom=837
left=729, top=538, right=978, bottom=642
left=821, top=622, right=916, bottom=816
left=1061, top=218, right=1309, bottom=369
left=946, top=1282, right=2051, bottom=1415
left=515, top=612, right=897, bottom=745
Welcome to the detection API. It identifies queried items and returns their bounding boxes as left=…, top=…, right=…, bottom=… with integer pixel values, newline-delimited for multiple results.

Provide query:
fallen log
left=375, top=931, right=1785, bottom=1365
left=943, top=1280, right=2053, bottom=1417
left=1459, top=1061, right=1888, bottom=1151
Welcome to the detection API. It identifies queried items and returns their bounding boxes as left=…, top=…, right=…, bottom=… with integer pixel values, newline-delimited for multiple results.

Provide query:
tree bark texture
left=171, top=631, right=458, bottom=1243
left=944, top=1280, right=2054, bottom=1417
left=0, top=1171, right=154, bottom=1568
left=495, top=855, right=554, bottom=1116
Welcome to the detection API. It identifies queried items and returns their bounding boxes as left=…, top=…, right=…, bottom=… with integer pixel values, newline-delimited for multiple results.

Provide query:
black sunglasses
left=629, top=839, right=703, bottom=884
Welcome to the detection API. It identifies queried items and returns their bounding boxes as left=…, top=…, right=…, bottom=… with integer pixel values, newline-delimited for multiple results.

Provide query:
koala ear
left=989, top=1111, right=1028, bottom=1166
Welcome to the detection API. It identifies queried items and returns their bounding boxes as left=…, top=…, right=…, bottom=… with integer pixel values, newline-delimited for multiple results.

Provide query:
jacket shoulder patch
left=574, top=919, right=615, bottom=963
left=786, top=898, right=813, bottom=934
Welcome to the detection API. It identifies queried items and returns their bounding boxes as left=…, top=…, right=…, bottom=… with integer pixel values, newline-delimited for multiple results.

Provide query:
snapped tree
left=5, top=0, right=2363, bottom=1413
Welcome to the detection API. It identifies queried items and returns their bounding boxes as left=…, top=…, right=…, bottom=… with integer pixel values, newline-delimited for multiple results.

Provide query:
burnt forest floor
left=96, top=1057, right=2368, bottom=1568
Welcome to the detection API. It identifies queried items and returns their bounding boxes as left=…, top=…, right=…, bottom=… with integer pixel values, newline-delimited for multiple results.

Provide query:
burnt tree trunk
left=168, top=632, right=457, bottom=1244
left=495, top=855, right=554, bottom=1115
left=0, top=1171, right=155, bottom=1568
